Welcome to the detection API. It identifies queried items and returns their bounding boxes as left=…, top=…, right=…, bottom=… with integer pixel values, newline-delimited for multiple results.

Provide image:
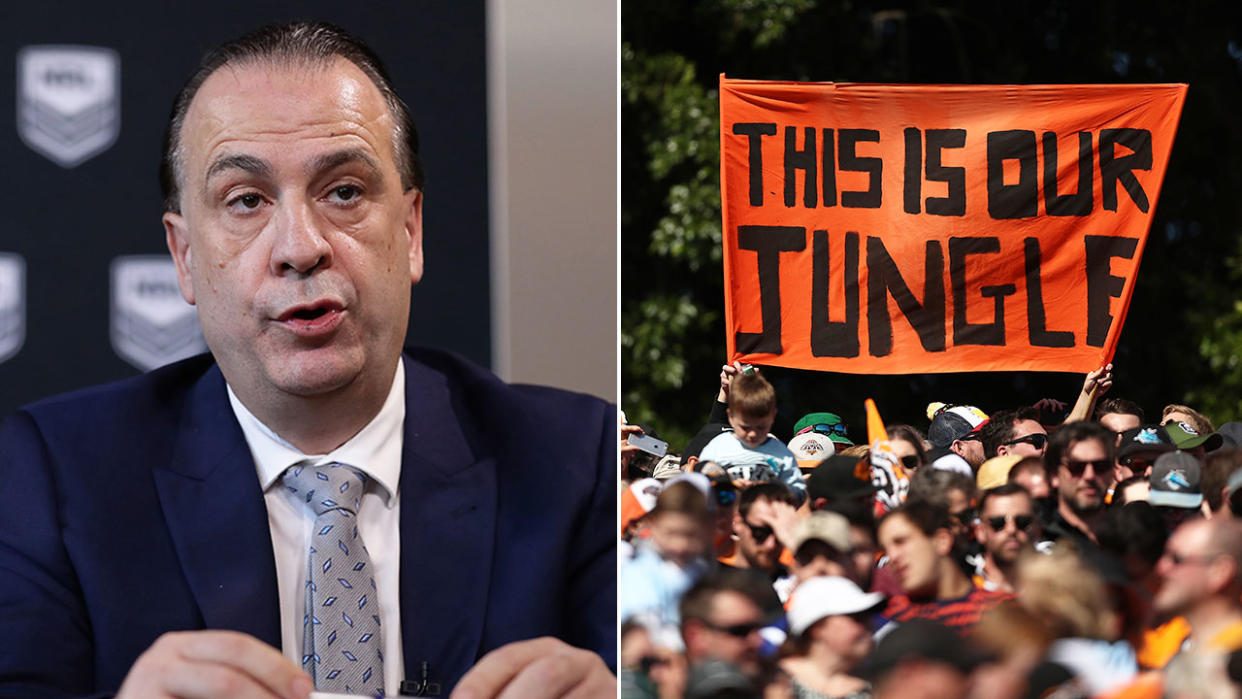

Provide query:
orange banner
left=720, top=78, right=1186, bottom=374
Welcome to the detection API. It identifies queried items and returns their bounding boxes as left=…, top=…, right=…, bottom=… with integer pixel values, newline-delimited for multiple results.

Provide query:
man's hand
left=450, top=637, right=614, bottom=699
left=117, top=630, right=312, bottom=699
left=752, top=499, right=803, bottom=551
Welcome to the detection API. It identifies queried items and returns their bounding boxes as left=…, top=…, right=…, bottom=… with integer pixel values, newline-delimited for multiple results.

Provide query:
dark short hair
left=737, top=482, right=797, bottom=520
left=978, top=483, right=1032, bottom=513
left=879, top=499, right=953, bottom=539
left=1095, top=397, right=1145, bottom=423
left=1044, top=421, right=1113, bottom=472
left=161, top=21, right=423, bottom=213
left=1203, top=448, right=1242, bottom=512
left=679, top=567, right=771, bottom=631
left=980, top=407, right=1041, bottom=458
left=907, top=468, right=975, bottom=511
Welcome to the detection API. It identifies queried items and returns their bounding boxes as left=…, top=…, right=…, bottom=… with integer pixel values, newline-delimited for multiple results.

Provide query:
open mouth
left=276, top=301, right=344, bottom=336
left=290, top=306, right=329, bottom=321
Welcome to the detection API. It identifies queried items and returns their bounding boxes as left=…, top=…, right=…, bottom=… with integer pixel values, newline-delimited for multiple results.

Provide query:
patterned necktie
left=282, top=462, right=385, bottom=696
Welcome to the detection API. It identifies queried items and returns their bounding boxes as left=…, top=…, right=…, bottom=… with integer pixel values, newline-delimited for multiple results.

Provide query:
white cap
left=786, top=576, right=886, bottom=637
left=789, top=432, right=836, bottom=470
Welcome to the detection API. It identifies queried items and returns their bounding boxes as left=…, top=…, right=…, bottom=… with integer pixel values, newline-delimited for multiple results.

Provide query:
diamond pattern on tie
left=283, top=462, right=383, bottom=695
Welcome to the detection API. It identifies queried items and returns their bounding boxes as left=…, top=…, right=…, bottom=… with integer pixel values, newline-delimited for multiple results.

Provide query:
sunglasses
left=985, top=514, right=1034, bottom=531
left=1062, top=459, right=1108, bottom=477
left=957, top=431, right=982, bottom=442
left=1003, top=433, right=1048, bottom=450
left=715, top=488, right=738, bottom=507
left=1121, top=456, right=1152, bottom=472
left=951, top=508, right=977, bottom=526
left=798, top=422, right=849, bottom=437
left=745, top=521, right=774, bottom=542
left=900, top=455, right=920, bottom=471
left=702, top=619, right=763, bottom=637
left=1164, top=550, right=1219, bottom=567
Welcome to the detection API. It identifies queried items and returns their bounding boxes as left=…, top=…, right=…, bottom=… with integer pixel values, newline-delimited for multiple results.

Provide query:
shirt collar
left=227, top=361, right=405, bottom=506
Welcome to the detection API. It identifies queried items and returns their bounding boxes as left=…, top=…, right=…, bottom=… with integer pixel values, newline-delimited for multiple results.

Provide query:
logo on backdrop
left=110, top=256, right=206, bottom=371
left=17, top=45, right=121, bottom=168
left=0, top=254, right=26, bottom=365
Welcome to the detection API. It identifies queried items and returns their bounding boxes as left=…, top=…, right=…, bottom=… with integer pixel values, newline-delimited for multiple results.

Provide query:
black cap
left=1116, top=425, right=1176, bottom=461
left=860, top=620, right=989, bottom=681
left=807, top=454, right=877, bottom=503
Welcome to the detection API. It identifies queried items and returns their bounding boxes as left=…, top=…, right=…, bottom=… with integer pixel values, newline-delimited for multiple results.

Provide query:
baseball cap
left=620, top=478, right=663, bottom=532
left=787, top=576, right=885, bottom=636
left=793, top=412, right=853, bottom=446
left=1219, top=422, right=1242, bottom=449
left=977, top=454, right=1023, bottom=491
left=1117, top=425, right=1177, bottom=461
left=789, top=512, right=853, bottom=556
left=807, top=454, right=877, bottom=503
left=1163, top=421, right=1224, bottom=452
left=789, top=431, right=836, bottom=471
left=651, top=453, right=684, bottom=480
left=1148, top=451, right=1203, bottom=509
left=926, top=403, right=989, bottom=448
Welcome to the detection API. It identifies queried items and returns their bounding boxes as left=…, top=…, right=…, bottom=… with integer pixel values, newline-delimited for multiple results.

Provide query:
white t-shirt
left=699, top=432, right=806, bottom=501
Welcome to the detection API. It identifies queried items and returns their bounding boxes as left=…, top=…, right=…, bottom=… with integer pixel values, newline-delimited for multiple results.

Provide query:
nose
left=270, top=197, right=332, bottom=275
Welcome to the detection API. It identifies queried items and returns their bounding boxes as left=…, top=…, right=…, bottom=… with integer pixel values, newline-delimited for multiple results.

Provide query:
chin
left=264, top=349, right=367, bottom=397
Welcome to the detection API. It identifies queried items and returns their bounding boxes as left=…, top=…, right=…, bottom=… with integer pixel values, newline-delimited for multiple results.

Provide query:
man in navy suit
left=0, top=22, right=615, bottom=698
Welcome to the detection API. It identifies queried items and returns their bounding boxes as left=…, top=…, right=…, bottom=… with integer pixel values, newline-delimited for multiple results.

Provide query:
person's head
left=680, top=569, right=769, bottom=677
left=865, top=620, right=980, bottom=699
left=647, top=481, right=712, bottom=567
left=981, top=407, right=1048, bottom=459
left=785, top=576, right=884, bottom=669
left=694, top=462, right=740, bottom=555
left=1154, top=518, right=1242, bottom=622
left=822, top=498, right=879, bottom=589
left=1114, top=425, right=1177, bottom=482
left=788, top=512, right=854, bottom=583
left=1095, top=397, right=1144, bottom=436
left=1163, top=404, right=1215, bottom=436
left=877, top=501, right=958, bottom=598
left=1096, top=501, right=1168, bottom=586
left=926, top=403, right=988, bottom=467
left=725, top=371, right=777, bottom=448
left=1111, top=474, right=1150, bottom=507
left=975, top=484, right=1038, bottom=568
left=907, top=468, right=977, bottom=541
left=1203, top=448, right=1242, bottom=516
left=1008, top=457, right=1051, bottom=499
left=734, top=482, right=797, bottom=574
left=161, top=23, right=424, bottom=447
left=887, top=424, right=928, bottom=474
left=1017, top=544, right=1119, bottom=641
left=1046, top=421, right=1113, bottom=516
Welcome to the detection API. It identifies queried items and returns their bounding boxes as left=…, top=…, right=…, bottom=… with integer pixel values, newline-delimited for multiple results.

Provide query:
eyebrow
left=309, top=148, right=383, bottom=179
left=204, top=153, right=273, bottom=184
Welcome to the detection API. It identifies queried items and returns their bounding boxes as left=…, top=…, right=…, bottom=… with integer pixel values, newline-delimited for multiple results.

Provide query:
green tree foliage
left=624, top=1, right=1242, bottom=446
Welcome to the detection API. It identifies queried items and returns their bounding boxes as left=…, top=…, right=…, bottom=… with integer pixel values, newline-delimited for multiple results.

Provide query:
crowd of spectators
left=620, top=361, right=1242, bottom=698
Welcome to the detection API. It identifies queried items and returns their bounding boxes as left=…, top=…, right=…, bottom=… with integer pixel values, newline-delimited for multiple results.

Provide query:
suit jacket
left=0, top=349, right=617, bottom=698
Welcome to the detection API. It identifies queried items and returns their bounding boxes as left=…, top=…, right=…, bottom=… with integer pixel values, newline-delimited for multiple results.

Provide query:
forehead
left=181, top=57, right=396, bottom=176
left=1169, top=520, right=1212, bottom=553
left=1066, top=438, right=1107, bottom=461
left=981, top=492, right=1032, bottom=516
left=879, top=513, right=923, bottom=542
left=1013, top=419, right=1046, bottom=434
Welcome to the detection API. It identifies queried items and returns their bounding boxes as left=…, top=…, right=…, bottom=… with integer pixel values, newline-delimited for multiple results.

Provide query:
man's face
left=1154, top=519, right=1223, bottom=619
left=728, top=409, right=775, bottom=448
left=878, top=514, right=947, bottom=598
left=164, top=59, right=422, bottom=410
left=790, top=540, right=850, bottom=584
left=688, top=590, right=764, bottom=677
left=1099, top=412, right=1141, bottom=435
left=849, top=524, right=878, bottom=589
left=950, top=434, right=985, bottom=467
left=976, top=493, right=1036, bottom=565
left=997, top=419, right=1048, bottom=458
left=1011, top=466, right=1050, bottom=499
left=734, top=497, right=783, bottom=573
left=1053, top=438, right=1109, bottom=514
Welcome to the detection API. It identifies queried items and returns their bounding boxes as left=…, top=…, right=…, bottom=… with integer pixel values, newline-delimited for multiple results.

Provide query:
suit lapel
left=399, top=355, right=498, bottom=688
left=153, top=366, right=282, bottom=647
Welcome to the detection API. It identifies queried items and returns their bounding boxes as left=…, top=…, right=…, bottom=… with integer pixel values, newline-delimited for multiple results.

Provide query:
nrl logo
left=0, top=254, right=26, bottom=365
left=18, top=45, right=120, bottom=168
left=110, top=256, right=206, bottom=371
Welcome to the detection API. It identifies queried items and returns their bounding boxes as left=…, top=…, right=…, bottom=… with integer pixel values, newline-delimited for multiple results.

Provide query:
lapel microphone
left=399, top=661, right=441, bottom=696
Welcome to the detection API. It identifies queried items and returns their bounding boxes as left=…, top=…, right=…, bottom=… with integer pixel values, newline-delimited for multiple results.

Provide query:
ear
left=996, top=444, right=1011, bottom=457
left=973, top=519, right=986, bottom=546
left=933, top=528, right=954, bottom=556
left=404, top=188, right=424, bottom=284
left=163, top=211, right=196, bottom=305
left=732, top=510, right=744, bottom=537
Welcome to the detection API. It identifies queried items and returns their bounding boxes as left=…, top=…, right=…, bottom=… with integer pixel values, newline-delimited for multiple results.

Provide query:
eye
left=226, top=192, right=266, bottom=213
left=327, top=184, right=362, bottom=203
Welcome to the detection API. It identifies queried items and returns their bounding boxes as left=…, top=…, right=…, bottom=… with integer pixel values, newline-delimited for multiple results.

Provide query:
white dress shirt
left=227, top=362, right=405, bottom=697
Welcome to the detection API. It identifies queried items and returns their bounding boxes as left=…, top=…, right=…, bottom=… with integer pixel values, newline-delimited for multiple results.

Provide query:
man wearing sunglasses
left=1043, top=421, right=1114, bottom=549
left=972, top=484, right=1042, bottom=593
left=981, top=407, right=1049, bottom=460
left=728, top=484, right=800, bottom=593
left=679, top=568, right=774, bottom=687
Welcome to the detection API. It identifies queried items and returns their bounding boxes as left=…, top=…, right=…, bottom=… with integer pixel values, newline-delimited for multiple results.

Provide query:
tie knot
left=282, top=462, right=368, bottom=516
